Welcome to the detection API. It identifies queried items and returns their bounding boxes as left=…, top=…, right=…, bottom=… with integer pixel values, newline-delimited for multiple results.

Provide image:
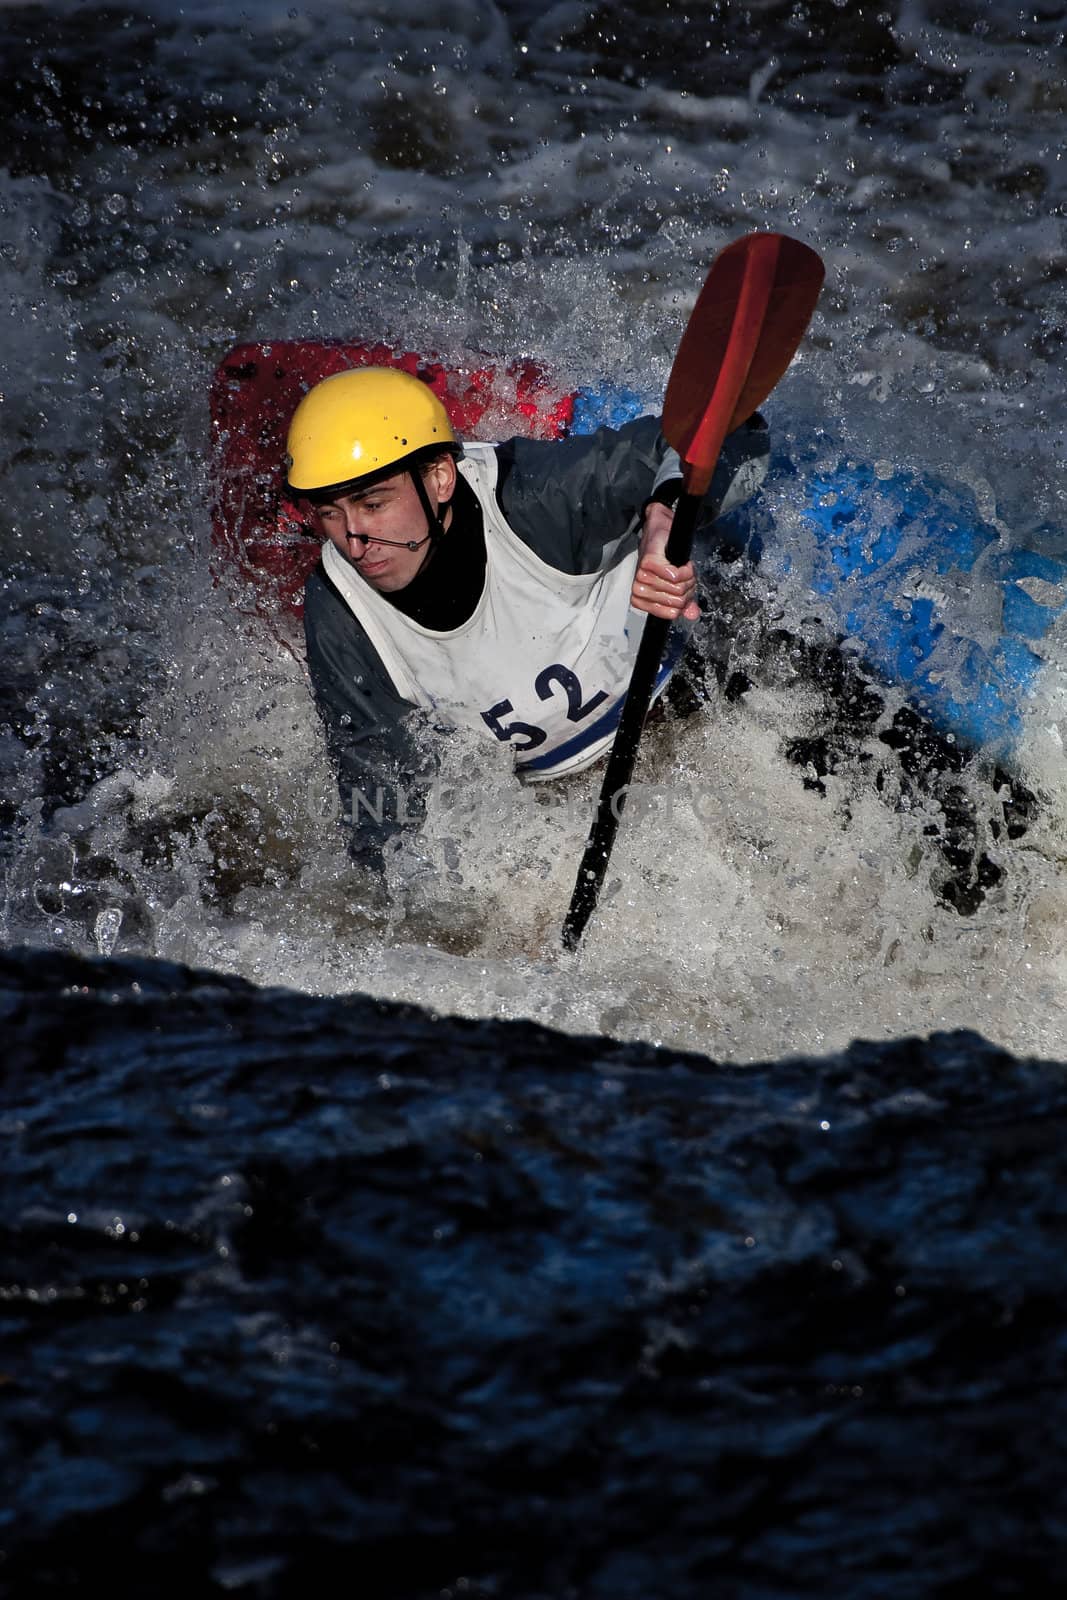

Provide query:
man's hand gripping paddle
left=561, top=231, right=825, bottom=952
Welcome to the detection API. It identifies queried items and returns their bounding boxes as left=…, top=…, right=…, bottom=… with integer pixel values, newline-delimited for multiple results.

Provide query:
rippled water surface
left=5, top=945, right=1067, bottom=1598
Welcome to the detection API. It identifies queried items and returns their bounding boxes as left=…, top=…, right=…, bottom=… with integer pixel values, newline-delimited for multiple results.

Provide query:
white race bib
left=321, top=444, right=686, bottom=778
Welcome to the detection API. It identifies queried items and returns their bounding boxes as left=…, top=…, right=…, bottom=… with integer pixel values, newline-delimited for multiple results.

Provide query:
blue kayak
left=576, top=381, right=1067, bottom=773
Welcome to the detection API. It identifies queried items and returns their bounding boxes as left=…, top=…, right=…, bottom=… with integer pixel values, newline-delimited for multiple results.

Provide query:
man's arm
left=303, top=563, right=438, bottom=869
left=493, top=414, right=672, bottom=575
left=493, top=411, right=770, bottom=576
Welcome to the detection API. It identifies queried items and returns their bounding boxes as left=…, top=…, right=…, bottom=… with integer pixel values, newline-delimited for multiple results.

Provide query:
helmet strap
left=409, top=465, right=451, bottom=559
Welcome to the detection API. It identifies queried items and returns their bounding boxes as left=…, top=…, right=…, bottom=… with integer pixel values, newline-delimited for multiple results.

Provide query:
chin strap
left=409, top=467, right=451, bottom=555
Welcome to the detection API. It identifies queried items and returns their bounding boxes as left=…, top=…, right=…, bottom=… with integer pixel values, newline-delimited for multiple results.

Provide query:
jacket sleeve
left=303, top=562, right=438, bottom=869
left=493, top=412, right=770, bottom=573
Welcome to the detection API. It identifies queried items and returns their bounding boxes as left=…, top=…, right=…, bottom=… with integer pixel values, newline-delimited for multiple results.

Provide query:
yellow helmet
left=284, top=367, right=459, bottom=498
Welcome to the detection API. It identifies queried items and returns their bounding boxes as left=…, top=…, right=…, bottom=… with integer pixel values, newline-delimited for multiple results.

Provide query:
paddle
left=561, top=231, right=825, bottom=952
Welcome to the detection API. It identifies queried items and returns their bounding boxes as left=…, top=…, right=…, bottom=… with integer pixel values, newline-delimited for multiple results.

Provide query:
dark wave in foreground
left=4, top=946, right=1067, bottom=1598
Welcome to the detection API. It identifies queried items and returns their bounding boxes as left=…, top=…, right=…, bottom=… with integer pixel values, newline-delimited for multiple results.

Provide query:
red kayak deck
left=209, top=342, right=579, bottom=621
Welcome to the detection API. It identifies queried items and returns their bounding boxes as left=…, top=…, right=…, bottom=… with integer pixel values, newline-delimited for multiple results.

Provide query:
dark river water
left=3, top=1, right=1067, bottom=1592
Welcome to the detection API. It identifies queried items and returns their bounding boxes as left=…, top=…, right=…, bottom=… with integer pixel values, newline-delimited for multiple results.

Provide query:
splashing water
left=2, top=0, right=1067, bottom=1062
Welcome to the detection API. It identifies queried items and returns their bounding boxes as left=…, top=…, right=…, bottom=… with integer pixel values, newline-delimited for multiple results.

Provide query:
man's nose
left=343, top=511, right=372, bottom=548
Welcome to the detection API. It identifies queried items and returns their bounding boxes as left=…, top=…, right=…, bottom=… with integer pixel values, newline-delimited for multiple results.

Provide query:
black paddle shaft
left=561, top=490, right=701, bottom=951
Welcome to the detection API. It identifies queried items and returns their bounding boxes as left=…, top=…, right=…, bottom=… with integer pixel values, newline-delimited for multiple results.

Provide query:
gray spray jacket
left=303, top=413, right=769, bottom=866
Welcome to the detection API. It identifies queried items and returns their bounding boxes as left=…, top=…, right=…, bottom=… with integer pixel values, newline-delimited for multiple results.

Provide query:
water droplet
left=93, top=906, right=123, bottom=956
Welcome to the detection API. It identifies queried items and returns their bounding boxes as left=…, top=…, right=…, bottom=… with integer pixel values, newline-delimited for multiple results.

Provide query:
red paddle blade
left=663, top=232, right=824, bottom=496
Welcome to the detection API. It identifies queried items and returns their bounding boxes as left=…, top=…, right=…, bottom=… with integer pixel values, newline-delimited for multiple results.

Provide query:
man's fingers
left=631, top=588, right=701, bottom=620
left=637, top=559, right=695, bottom=589
left=632, top=551, right=699, bottom=619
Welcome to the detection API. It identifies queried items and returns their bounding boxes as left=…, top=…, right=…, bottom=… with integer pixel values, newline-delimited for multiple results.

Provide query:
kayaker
left=284, top=365, right=769, bottom=866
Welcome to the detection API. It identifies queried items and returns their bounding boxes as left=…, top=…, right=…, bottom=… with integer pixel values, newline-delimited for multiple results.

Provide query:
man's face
left=312, top=458, right=454, bottom=594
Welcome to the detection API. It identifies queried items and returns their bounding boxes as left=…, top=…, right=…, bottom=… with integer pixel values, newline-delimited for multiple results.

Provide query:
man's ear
left=427, top=453, right=457, bottom=502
